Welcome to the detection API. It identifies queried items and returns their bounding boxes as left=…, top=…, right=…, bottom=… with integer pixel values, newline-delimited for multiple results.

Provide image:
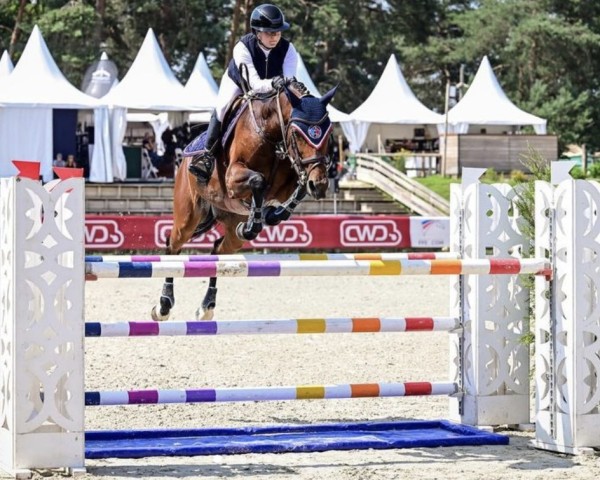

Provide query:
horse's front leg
left=152, top=163, right=207, bottom=321
left=264, top=184, right=307, bottom=226
left=151, top=239, right=177, bottom=322
left=226, top=163, right=266, bottom=241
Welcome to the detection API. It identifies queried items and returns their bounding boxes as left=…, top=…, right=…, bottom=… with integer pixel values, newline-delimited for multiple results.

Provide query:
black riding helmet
left=250, top=4, right=290, bottom=32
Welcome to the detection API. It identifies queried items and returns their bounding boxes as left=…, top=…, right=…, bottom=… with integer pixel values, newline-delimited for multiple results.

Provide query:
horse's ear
left=319, top=85, right=338, bottom=106
left=285, top=88, right=303, bottom=109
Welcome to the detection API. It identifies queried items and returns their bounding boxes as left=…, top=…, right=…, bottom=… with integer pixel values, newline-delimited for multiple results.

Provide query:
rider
left=188, top=3, right=299, bottom=182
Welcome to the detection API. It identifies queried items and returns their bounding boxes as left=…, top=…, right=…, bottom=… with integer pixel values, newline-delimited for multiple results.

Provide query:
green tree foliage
left=444, top=0, right=600, bottom=149
left=1, top=0, right=600, bottom=151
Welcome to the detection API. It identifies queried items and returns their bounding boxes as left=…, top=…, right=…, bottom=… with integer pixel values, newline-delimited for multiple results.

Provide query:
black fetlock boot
left=189, top=112, right=222, bottom=183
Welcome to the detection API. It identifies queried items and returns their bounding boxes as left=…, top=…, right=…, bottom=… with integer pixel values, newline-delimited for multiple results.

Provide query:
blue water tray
left=85, top=420, right=509, bottom=459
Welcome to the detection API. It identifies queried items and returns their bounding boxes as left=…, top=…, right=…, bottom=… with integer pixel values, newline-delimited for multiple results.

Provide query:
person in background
left=66, top=154, right=77, bottom=168
left=53, top=152, right=65, bottom=168
left=188, top=3, right=299, bottom=183
left=142, top=132, right=161, bottom=166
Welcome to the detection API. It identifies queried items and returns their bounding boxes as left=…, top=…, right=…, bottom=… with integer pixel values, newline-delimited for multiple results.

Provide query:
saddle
left=182, top=99, right=247, bottom=156
left=183, top=90, right=280, bottom=157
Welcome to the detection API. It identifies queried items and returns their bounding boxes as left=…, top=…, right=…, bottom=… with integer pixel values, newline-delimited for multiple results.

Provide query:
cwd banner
left=84, top=215, right=449, bottom=251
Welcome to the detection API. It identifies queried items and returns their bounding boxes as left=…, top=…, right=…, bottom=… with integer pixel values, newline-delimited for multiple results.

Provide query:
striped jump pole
left=85, top=252, right=460, bottom=263
left=85, top=316, right=461, bottom=337
left=85, top=381, right=459, bottom=406
left=85, top=258, right=552, bottom=279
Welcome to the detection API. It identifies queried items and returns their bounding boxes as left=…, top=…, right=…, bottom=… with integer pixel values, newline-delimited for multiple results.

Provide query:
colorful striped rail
left=85, top=381, right=459, bottom=405
left=85, top=258, right=552, bottom=279
left=85, top=252, right=460, bottom=263
left=85, top=317, right=460, bottom=337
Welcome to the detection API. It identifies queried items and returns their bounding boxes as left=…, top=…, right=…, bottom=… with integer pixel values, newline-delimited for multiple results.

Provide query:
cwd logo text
left=155, top=220, right=221, bottom=248
left=250, top=220, right=313, bottom=247
left=85, top=220, right=125, bottom=248
left=340, top=220, right=402, bottom=247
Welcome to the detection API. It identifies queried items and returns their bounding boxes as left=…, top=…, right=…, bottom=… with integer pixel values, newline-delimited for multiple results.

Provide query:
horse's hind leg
left=197, top=219, right=245, bottom=320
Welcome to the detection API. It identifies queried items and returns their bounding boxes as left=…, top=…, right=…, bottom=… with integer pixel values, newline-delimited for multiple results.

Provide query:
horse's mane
left=256, top=81, right=313, bottom=120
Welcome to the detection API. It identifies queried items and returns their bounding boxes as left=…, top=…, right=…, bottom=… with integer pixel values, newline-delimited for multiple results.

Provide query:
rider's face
left=257, top=31, right=282, bottom=49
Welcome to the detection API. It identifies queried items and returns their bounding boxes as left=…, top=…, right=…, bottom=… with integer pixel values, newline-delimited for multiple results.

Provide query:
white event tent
left=0, top=26, right=101, bottom=182
left=186, top=52, right=219, bottom=124
left=103, top=29, right=211, bottom=111
left=0, top=50, right=14, bottom=82
left=102, top=29, right=214, bottom=173
left=294, top=54, right=351, bottom=125
left=447, top=56, right=547, bottom=134
left=349, top=54, right=445, bottom=153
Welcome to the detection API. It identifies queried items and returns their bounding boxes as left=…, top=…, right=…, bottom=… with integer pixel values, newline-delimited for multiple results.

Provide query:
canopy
left=184, top=52, right=218, bottom=109
left=0, top=26, right=101, bottom=181
left=348, top=54, right=444, bottom=152
left=447, top=56, right=547, bottom=134
left=294, top=54, right=351, bottom=124
left=102, top=28, right=205, bottom=111
left=0, top=50, right=14, bottom=80
left=0, top=26, right=98, bottom=108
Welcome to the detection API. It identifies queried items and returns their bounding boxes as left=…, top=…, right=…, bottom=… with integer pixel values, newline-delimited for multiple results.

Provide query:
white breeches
left=215, top=75, right=242, bottom=122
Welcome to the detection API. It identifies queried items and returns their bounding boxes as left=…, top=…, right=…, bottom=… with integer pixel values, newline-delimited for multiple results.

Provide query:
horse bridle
left=245, top=86, right=331, bottom=187
left=274, top=90, right=331, bottom=186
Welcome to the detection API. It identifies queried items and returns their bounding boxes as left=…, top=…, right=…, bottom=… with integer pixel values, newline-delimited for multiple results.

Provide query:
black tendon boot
left=189, top=113, right=222, bottom=183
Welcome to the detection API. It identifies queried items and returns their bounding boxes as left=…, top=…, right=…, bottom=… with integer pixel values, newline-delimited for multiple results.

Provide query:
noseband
left=275, top=95, right=332, bottom=186
left=284, top=122, right=330, bottom=183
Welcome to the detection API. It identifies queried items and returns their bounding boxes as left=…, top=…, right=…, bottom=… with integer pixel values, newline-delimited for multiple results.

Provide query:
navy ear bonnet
left=289, top=96, right=333, bottom=149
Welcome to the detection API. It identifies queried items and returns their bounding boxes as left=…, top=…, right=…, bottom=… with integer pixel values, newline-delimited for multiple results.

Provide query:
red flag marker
left=53, top=167, right=84, bottom=180
left=12, top=160, right=40, bottom=180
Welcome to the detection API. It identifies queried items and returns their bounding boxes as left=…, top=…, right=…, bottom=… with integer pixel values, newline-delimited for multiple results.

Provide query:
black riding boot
left=189, top=113, right=221, bottom=183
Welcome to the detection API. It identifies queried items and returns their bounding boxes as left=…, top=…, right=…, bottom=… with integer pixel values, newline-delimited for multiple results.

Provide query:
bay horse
left=151, top=81, right=337, bottom=321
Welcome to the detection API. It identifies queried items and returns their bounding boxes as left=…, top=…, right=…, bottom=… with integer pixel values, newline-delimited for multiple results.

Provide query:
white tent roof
left=102, top=28, right=204, bottom=111
left=184, top=52, right=218, bottom=110
left=295, top=54, right=351, bottom=123
left=447, top=56, right=547, bottom=133
left=0, top=26, right=98, bottom=108
left=0, top=50, right=14, bottom=79
left=350, top=54, right=444, bottom=125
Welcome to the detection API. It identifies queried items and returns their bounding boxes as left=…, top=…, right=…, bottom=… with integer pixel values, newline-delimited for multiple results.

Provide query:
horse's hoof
left=197, top=307, right=214, bottom=321
left=236, top=222, right=259, bottom=241
left=151, top=305, right=170, bottom=322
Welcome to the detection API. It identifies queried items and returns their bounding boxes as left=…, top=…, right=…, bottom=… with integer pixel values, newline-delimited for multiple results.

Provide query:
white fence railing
left=355, top=153, right=450, bottom=216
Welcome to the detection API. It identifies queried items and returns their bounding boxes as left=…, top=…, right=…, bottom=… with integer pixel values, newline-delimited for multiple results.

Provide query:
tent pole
left=442, top=80, right=450, bottom=177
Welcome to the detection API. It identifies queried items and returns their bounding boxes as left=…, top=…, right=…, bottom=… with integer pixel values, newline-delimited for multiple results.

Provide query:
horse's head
left=284, top=84, right=338, bottom=199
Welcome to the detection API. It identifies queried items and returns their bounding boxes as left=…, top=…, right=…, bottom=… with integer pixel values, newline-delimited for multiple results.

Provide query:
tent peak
left=447, top=56, right=546, bottom=133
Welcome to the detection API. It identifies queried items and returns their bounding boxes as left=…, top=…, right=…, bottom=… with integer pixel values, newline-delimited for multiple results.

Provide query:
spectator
left=53, top=153, right=65, bottom=168
left=66, top=154, right=77, bottom=168
left=142, top=132, right=161, bottom=166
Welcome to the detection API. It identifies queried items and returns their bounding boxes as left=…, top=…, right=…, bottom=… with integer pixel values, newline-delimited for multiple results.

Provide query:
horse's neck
left=255, top=94, right=291, bottom=137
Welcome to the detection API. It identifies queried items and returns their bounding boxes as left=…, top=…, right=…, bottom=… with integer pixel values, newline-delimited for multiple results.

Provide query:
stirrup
left=189, top=151, right=215, bottom=183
